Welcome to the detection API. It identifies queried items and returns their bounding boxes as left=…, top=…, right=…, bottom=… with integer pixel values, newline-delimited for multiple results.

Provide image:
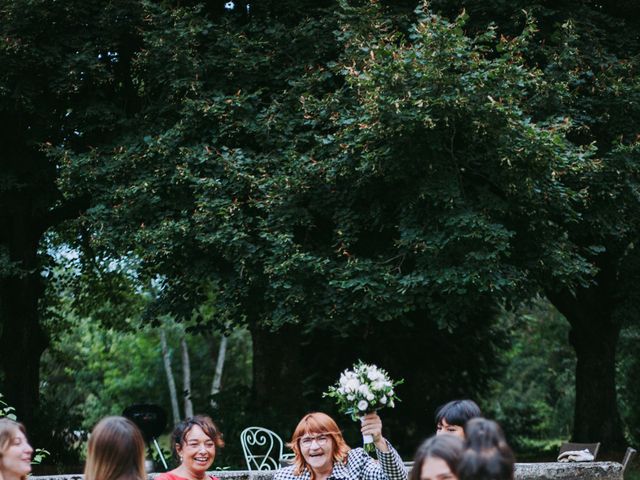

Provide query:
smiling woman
left=0, top=418, right=34, bottom=480
left=156, top=416, right=225, bottom=480
left=275, top=412, right=407, bottom=480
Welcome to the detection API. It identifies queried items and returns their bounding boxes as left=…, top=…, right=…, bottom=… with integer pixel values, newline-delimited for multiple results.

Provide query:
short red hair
left=288, top=412, right=351, bottom=478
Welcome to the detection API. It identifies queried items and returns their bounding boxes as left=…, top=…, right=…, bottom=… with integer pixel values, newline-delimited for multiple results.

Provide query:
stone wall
left=31, top=461, right=623, bottom=480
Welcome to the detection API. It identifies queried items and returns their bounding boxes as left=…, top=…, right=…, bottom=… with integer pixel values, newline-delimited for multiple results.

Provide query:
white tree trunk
left=160, top=329, right=180, bottom=425
left=209, top=335, right=228, bottom=408
left=181, top=336, right=194, bottom=418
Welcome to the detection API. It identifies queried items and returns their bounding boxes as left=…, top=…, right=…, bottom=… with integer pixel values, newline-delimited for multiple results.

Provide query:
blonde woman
left=0, top=418, right=33, bottom=480
left=84, top=416, right=146, bottom=480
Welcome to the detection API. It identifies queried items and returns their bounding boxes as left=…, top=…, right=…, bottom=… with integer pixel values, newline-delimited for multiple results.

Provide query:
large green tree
left=55, top=0, right=508, bottom=451
left=426, top=0, right=640, bottom=448
left=60, top=0, right=639, bottom=450
left=2, top=0, right=638, bottom=453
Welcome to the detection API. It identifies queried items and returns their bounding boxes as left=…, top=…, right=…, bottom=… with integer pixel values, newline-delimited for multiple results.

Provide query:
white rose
left=346, top=379, right=360, bottom=392
left=372, top=380, right=385, bottom=391
left=358, top=384, right=371, bottom=396
left=357, top=400, right=369, bottom=411
left=366, top=393, right=375, bottom=401
left=380, top=396, right=388, bottom=404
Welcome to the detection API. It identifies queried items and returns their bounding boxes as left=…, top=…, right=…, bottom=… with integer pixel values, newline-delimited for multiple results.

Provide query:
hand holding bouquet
left=324, top=361, right=402, bottom=451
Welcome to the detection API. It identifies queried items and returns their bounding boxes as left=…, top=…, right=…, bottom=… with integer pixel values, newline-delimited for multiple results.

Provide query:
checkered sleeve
left=376, top=441, right=408, bottom=480
left=274, top=465, right=302, bottom=480
left=358, top=441, right=408, bottom=480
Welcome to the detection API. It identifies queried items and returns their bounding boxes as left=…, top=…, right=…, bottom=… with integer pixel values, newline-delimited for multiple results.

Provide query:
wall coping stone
left=31, top=461, right=623, bottom=480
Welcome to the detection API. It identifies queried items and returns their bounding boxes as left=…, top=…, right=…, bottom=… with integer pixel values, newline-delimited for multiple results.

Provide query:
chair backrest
left=622, top=447, right=637, bottom=474
left=240, top=427, right=285, bottom=471
left=559, top=442, right=601, bottom=460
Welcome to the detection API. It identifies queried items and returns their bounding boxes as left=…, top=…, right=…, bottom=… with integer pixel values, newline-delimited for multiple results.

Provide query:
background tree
left=425, top=0, right=640, bottom=449
left=0, top=0, right=146, bottom=425
left=2, top=0, right=638, bottom=457
left=60, top=0, right=638, bottom=453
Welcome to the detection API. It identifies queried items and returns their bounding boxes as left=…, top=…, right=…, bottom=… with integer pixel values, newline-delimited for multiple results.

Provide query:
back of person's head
left=435, top=400, right=482, bottom=429
left=84, top=416, right=146, bottom=480
left=459, top=418, right=515, bottom=480
left=410, top=434, right=465, bottom=480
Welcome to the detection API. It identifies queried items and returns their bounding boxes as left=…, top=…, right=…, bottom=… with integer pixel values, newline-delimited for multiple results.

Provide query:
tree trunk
left=209, top=335, right=228, bottom=408
left=181, top=336, right=193, bottom=418
left=249, top=323, right=305, bottom=412
left=0, top=131, right=87, bottom=429
left=0, top=146, right=49, bottom=427
left=160, top=329, right=181, bottom=425
left=547, top=255, right=626, bottom=451
left=569, top=316, right=622, bottom=446
left=0, top=258, right=48, bottom=427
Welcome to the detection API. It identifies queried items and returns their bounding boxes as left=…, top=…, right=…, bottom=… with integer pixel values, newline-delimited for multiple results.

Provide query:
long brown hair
left=288, top=412, right=350, bottom=479
left=0, top=418, right=30, bottom=480
left=84, top=416, right=146, bottom=480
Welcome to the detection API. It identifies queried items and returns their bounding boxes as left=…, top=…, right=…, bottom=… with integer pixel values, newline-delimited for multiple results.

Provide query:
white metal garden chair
left=240, top=426, right=294, bottom=471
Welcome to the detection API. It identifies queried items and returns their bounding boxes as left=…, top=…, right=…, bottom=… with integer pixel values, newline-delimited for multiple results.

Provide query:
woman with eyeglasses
left=274, top=412, right=407, bottom=480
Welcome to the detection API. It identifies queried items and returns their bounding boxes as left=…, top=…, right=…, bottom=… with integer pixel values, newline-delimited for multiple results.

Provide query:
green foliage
left=2, top=0, right=638, bottom=458
left=41, top=311, right=252, bottom=431
left=0, top=393, right=17, bottom=420
left=486, top=297, right=640, bottom=456
left=484, top=299, right=576, bottom=457
left=45, top=0, right=637, bottom=452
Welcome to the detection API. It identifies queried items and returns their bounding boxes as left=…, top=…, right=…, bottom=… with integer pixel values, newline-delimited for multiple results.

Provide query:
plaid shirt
left=274, top=442, right=408, bottom=480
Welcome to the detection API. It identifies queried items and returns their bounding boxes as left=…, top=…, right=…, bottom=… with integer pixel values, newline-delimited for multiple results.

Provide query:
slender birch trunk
left=160, top=329, right=180, bottom=425
left=181, top=336, right=194, bottom=418
left=209, top=335, right=228, bottom=408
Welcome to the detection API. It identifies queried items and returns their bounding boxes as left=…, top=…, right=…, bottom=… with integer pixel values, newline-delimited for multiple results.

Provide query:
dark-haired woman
left=156, top=415, right=224, bottom=480
left=434, top=400, right=482, bottom=439
left=411, top=434, right=464, bottom=480
left=458, top=418, right=515, bottom=480
left=275, top=411, right=407, bottom=480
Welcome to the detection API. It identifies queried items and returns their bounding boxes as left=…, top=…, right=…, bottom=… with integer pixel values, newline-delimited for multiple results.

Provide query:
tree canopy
left=1, top=0, right=639, bottom=453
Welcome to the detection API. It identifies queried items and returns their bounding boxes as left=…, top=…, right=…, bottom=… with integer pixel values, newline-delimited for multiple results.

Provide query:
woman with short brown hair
left=156, top=415, right=224, bottom=480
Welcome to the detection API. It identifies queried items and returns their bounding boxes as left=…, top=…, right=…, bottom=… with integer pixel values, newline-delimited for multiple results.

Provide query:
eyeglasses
left=299, top=434, right=330, bottom=448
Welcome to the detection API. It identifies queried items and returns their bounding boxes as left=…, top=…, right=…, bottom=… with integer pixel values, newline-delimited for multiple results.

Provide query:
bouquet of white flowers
left=324, top=361, right=402, bottom=451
